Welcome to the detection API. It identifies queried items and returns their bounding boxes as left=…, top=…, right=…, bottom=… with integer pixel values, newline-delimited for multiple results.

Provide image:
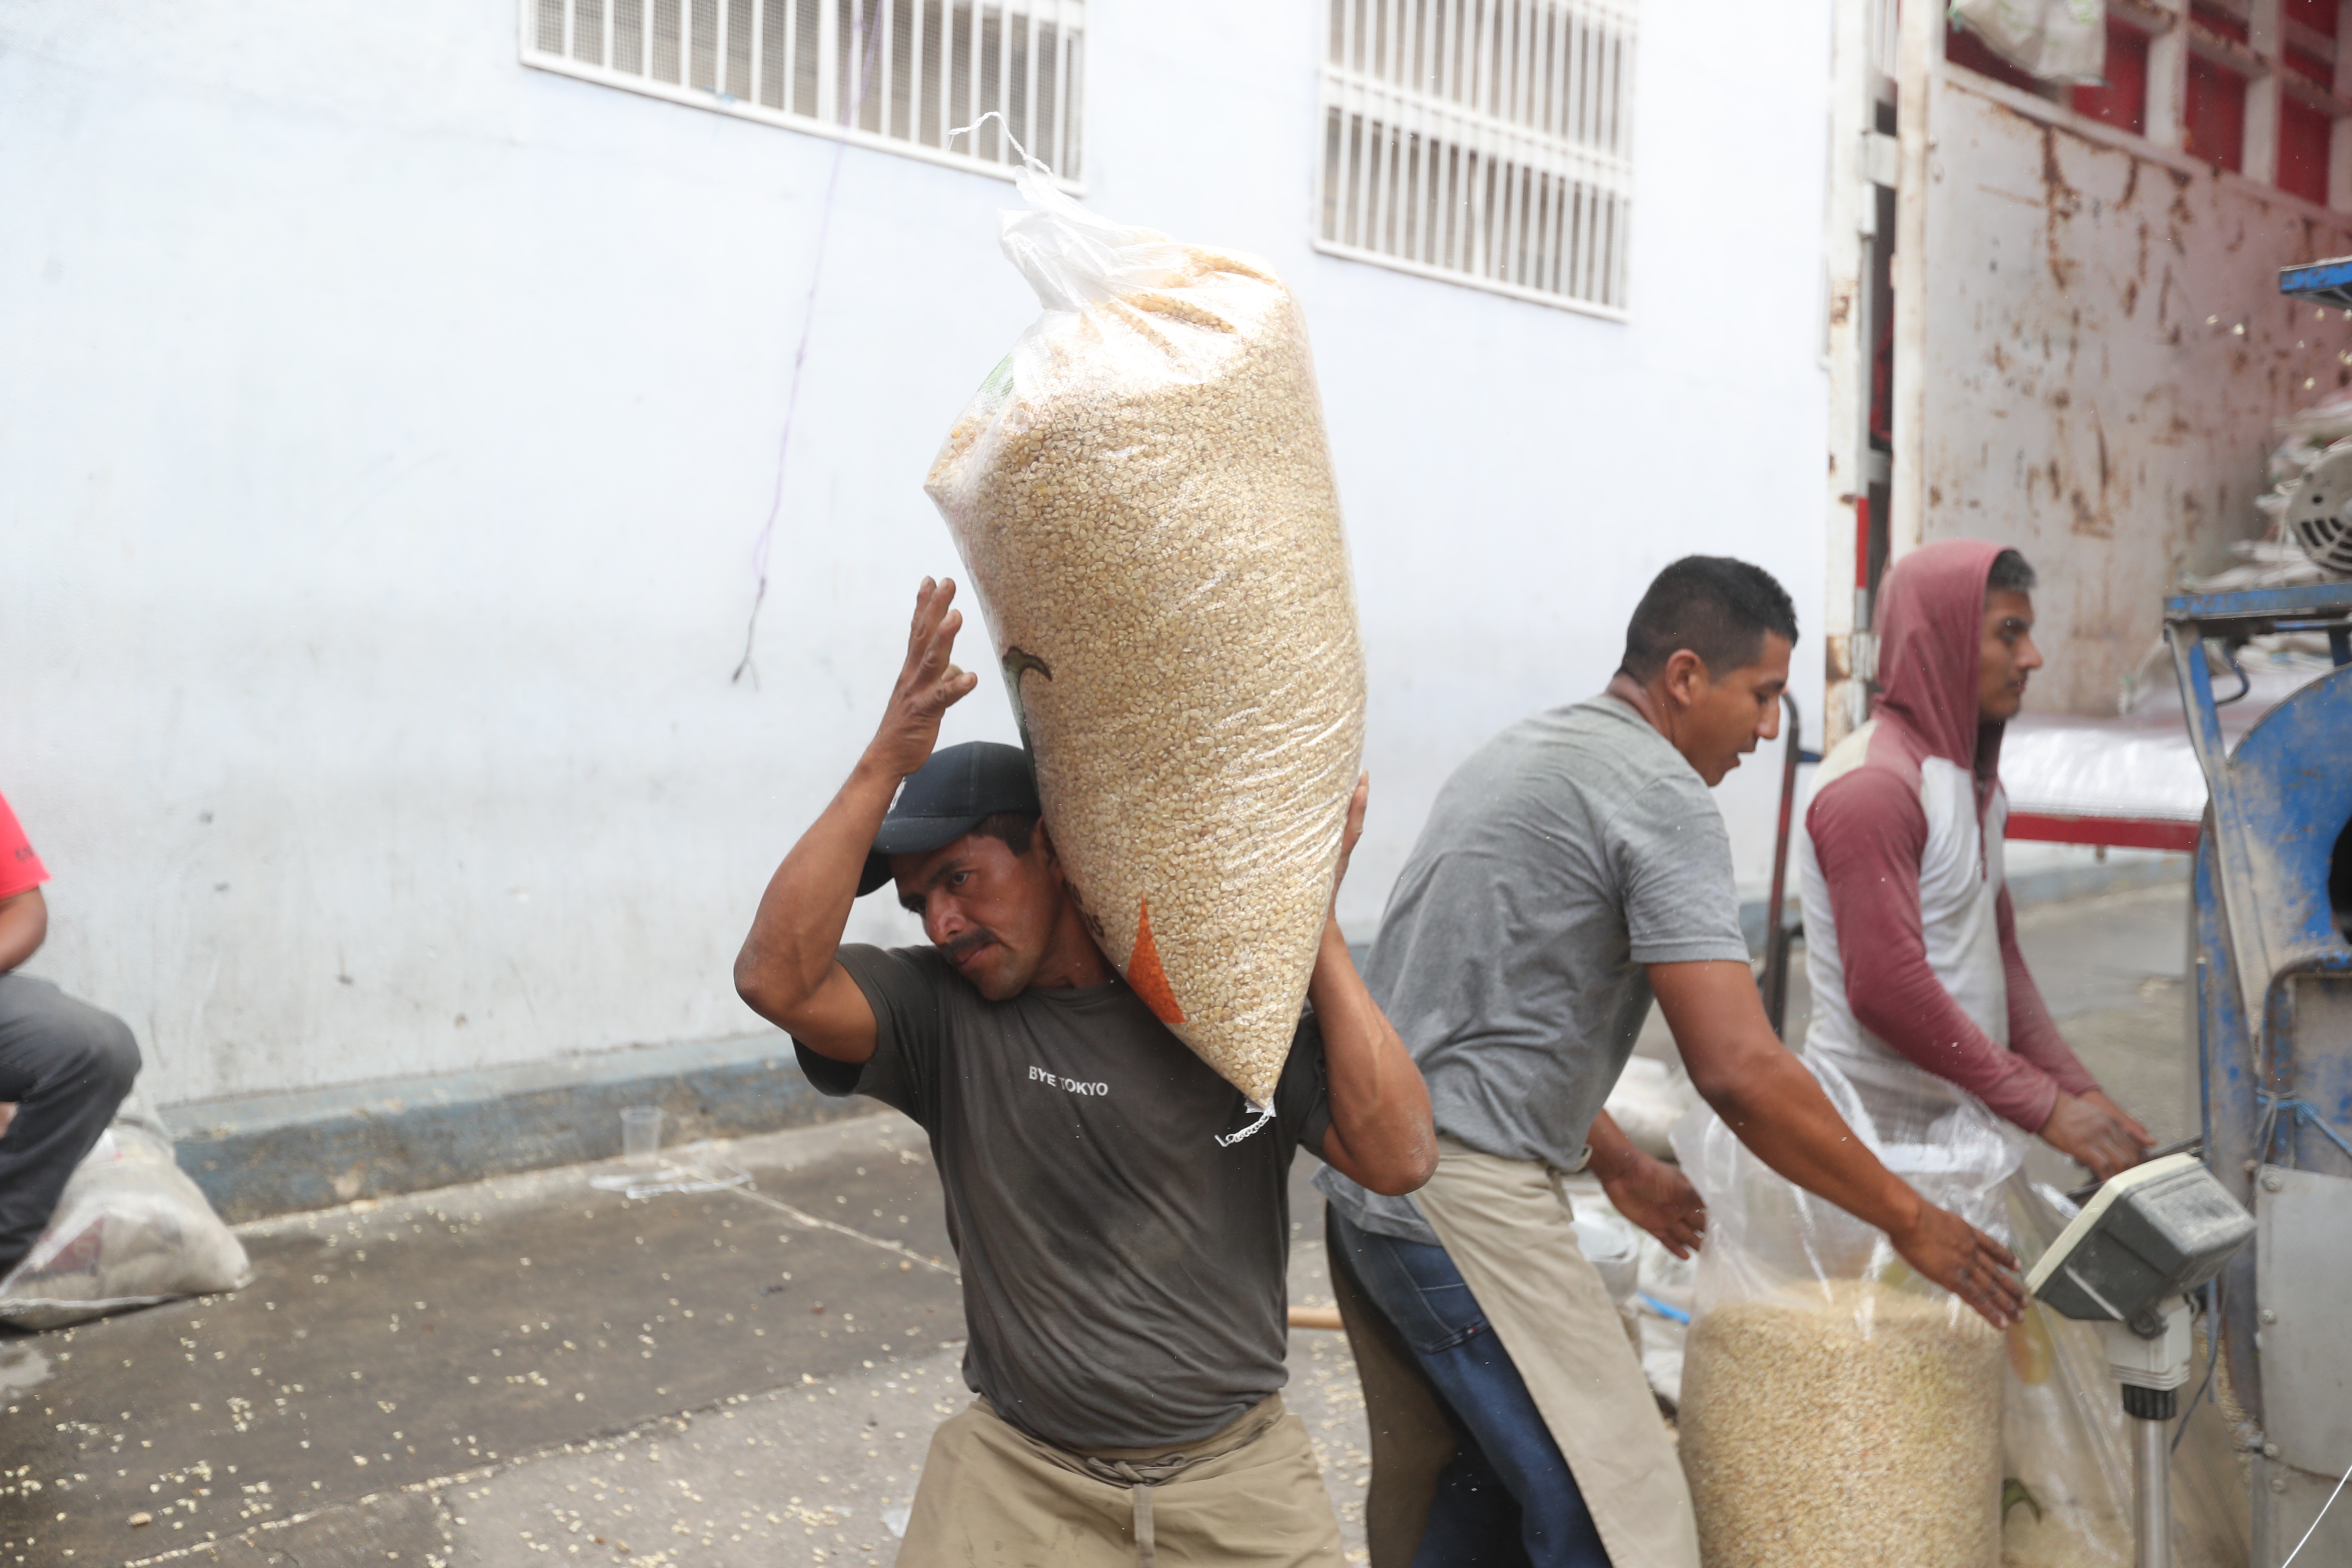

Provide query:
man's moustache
left=940, top=930, right=999, bottom=962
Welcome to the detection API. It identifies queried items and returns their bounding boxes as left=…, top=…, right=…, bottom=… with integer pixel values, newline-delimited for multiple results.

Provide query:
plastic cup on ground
left=621, top=1106, right=663, bottom=1167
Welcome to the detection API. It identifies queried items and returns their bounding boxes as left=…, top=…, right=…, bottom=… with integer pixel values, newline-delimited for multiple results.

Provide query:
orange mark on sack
left=1126, top=897, right=1186, bottom=1026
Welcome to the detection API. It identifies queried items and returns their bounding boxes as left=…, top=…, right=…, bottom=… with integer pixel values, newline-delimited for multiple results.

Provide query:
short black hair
left=1617, top=556, right=1800, bottom=683
left=1987, top=548, right=2038, bottom=595
left=970, top=812, right=1039, bottom=858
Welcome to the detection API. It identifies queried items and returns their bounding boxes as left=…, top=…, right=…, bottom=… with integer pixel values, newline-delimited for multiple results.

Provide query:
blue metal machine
left=2167, top=582, right=2352, bottom=1565
left=2277, top=257, right=2352, bottom=310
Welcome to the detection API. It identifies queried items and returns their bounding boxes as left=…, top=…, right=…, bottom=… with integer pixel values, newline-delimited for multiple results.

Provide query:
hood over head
left=1873, top=539, right=2007, bottom=777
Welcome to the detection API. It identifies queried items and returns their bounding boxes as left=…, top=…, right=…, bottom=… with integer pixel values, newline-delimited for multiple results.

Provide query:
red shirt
left=0, top=793, right=50, bottom=901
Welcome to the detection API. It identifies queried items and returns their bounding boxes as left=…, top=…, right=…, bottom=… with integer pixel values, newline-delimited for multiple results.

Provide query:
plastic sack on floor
left=925, top=145, right=1365, bottom=1106
left=1997, top=1180, right=2245, bottom=1568
left=0, top=1091, right=251, bottom=1329
left=1951, top=0, right=2106, bottom=83
left=1670, top=1051, right=2021, bottom=1568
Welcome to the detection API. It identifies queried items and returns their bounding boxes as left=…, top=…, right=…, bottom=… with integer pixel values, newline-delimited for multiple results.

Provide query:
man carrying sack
left=734, top=579, right=1437, bottom=1567
left=1317, top=557, right=2026, bottom=1568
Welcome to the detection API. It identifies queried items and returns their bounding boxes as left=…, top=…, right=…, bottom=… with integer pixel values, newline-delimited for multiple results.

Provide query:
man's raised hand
left=870, top=578, right=981, bottom=779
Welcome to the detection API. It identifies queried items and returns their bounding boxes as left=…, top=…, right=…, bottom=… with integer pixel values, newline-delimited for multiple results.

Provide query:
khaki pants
left=898, top=1393, right=1345, bottom=1567
left=1337, top=1139, right=1700, bottom=1568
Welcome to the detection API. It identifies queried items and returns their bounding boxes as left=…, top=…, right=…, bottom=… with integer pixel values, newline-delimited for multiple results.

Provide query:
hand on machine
left=2040, top=1087, right=2156, bottom=1184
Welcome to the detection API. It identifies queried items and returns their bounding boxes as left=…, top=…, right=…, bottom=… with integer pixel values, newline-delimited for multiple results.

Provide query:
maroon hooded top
left=1803, top=540, right=2100, bottom=1130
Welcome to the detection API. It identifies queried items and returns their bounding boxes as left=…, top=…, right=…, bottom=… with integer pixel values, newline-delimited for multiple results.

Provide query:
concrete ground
left=2006, top=879, right=2200, bottom=1147
left=0, top=1115, right=1368, bottom=1568
left=3, top=875, right=2194, bottom=1568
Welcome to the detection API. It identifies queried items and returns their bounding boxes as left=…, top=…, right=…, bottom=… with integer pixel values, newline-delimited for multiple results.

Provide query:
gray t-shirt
left=1320, top=697, right=1749, bottom=1243
left=795, top=945, right=1332, bottom=1450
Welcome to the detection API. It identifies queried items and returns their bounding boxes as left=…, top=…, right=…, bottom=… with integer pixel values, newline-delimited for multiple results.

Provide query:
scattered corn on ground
left=2001, top=1503, right=2133, bottom=1568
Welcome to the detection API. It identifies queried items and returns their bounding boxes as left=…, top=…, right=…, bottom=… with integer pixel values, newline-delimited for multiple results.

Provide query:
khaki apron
left=1336, top=1138, right=1701, bottom=1568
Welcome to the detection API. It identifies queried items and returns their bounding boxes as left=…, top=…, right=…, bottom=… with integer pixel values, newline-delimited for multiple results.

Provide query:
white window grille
left=1317, top=0, right=1637, bottom=317
left=521, top=0, right=1084, bottom=187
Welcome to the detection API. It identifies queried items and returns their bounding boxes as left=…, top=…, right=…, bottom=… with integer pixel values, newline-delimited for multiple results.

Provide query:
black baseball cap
left=858, top=741, right=1042, bottom=896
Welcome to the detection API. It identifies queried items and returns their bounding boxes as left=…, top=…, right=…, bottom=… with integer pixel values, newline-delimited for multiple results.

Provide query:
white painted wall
left=1, top=0, right=1833, bottom=1106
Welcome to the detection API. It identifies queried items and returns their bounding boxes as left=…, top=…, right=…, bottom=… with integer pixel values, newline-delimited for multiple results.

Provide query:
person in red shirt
left=0, top=791, right=142, bottom=1279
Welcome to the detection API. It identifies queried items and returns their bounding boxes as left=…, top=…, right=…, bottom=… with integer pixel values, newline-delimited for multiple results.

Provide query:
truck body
left=1824, top=0, right=2352, bottom=737
left=1822, top=4, right=2352, bottom=1559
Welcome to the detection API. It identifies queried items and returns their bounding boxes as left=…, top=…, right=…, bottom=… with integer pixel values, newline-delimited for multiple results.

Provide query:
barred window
left=523, top=0, right=1084, bottom=185
left=1318, top=0, right=1637, bottom=316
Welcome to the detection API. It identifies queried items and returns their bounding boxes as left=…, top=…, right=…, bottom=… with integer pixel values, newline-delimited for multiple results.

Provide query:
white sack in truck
left=925, top=162, right=1366, bottom=1107
left=1950, top=0, right=2105, bottom=84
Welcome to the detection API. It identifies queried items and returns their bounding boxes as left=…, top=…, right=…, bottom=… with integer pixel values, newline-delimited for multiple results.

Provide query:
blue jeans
left=1330, top=1209, right=1613, bottom=1568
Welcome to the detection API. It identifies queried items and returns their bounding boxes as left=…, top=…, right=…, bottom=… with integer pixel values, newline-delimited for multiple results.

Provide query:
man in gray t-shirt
left=1326, top=696, right=1749, bottom=1252
left=734, top=578, right=1436, bottom=1568
left=1318, top=558, right=2024, bottom=1568
left=798, top=942, right=1333, bottom=1449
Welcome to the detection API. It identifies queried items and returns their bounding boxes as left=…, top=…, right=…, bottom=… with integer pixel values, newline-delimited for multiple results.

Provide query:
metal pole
left=1821, top=0, right=1876, bottom=749
left=2133, top=1409, right=2171, bottom=1568
left=1888, top=0, right=1936, bottom=562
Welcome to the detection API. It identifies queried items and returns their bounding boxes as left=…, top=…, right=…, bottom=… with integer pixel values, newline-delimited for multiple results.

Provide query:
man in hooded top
left=1799, top=540, right=2153, bottom=1181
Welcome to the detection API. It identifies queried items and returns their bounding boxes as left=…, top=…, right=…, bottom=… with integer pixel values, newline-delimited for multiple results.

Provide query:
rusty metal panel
left=1918, top=73, right=2352, bottom=714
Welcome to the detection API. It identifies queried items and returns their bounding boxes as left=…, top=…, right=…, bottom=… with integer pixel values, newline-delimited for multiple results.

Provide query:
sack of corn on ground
left=925, top=162, right=1365, bottom=1107
left=1670, top=1054, right=2021, bottom=1568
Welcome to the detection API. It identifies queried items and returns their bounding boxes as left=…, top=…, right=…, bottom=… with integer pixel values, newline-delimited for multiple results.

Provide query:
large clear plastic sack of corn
left=1670, top=1054, right=2020, bottom=1568
left=925, top=160, right=1365, bottom=1107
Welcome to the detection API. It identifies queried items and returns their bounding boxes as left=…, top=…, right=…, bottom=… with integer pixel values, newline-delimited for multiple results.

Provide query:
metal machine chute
left=2167, top=583, right=2352, bottom=1565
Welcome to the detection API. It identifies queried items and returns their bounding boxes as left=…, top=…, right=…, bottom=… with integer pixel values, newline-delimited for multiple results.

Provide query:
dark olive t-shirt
left=794, top=944, right=1333, bottom=1450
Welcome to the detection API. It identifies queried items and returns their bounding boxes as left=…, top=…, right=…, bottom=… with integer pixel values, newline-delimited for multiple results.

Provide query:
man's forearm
left=1308, top=918, right=1436, bottom=1195
left=734, top=753, right=901, bottom=1015
left=1998, top=892, right=2101, bottom=1102
left=1655, top=963, right=2022, bottom=1325
left=1700, top=1049, right=1924, bottom=1238
left=1585, top=1109, right=1641, bottom=1182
